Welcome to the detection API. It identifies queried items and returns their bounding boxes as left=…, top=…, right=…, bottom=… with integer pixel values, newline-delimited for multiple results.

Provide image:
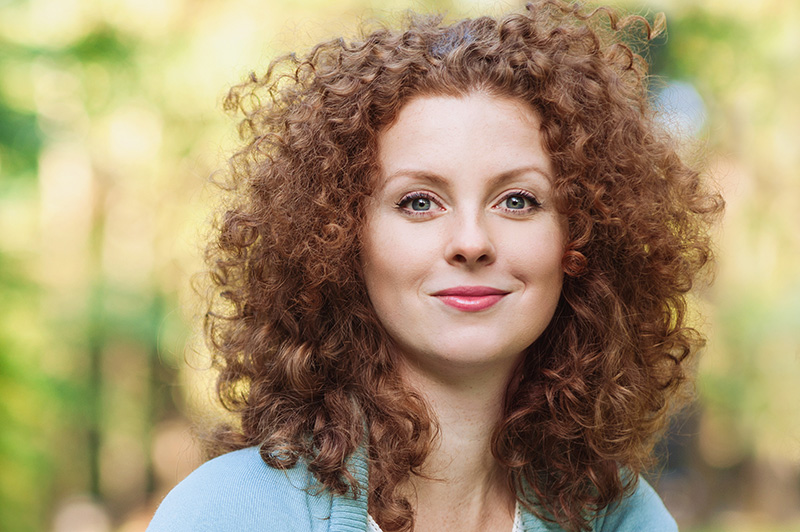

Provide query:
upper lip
left=432, top=286, right=509, bottom=297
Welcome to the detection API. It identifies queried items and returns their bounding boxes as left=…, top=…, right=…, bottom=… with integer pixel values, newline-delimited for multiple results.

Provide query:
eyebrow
left=382, top=165, right=553, bottom=189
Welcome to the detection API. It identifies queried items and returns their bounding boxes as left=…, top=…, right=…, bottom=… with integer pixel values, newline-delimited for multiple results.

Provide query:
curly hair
left=203, top=1, right=722, bottom=530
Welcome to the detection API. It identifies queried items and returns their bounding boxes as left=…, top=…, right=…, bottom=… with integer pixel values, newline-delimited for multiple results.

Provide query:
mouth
left=432, top=286, right=509, bottom=312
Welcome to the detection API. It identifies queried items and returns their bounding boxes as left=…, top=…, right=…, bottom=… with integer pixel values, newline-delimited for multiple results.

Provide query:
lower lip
left=436, top=294, right=505, bottom=311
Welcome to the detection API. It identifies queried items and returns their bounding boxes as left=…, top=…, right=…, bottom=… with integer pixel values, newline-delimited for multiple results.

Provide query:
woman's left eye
left=497, top=192, right=541, bottom=212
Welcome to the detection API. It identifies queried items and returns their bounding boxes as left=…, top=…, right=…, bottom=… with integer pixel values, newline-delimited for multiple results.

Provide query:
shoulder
left=147, top=447, right=333, bottom=532
left=594, top=476, right=678, bottom=532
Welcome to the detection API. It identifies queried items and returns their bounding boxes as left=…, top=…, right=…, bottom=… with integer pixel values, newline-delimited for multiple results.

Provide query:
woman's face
left=361, top=92, right=566, bottom=380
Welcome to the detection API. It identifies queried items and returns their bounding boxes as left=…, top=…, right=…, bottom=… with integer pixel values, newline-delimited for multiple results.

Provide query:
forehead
left=374, top=92, right=552, bottom=187
left=381, top=91, right=542, bottom=142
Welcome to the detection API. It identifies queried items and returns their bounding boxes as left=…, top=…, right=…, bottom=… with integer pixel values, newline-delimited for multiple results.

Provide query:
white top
left=367, top=502, right=524, bottom=532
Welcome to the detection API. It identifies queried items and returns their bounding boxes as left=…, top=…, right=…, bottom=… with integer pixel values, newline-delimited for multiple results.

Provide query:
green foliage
left=65, top=26, right=135, bottom=64
left=0, top=254, right=51, bottom=532
left=0, top=39, right=43, bottom=179
left=649, top=9, right=749, bottom=85
left=0, top=103, right=41, bottom=177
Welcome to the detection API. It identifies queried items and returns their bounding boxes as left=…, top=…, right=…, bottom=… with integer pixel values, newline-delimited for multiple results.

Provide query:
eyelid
left=395, top=191, right=445, bottom=216
left=493, top=189, right=542, bottom=213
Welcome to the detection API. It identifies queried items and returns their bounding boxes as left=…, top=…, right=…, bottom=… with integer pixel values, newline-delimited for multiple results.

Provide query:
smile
left=432, top=286, right=509, bottom=312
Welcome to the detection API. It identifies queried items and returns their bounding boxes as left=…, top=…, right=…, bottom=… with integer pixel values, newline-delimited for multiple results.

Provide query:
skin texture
left=361, top=93, right=567, bottom=531
left=363, top=93, right=566, bottom=382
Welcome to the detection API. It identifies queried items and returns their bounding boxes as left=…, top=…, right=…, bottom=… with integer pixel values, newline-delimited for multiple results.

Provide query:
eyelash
left=496, top=190, right=542, bottom=214
left=395, top=190, right=543, bottom=216
left=395, top=192, right=441, bottom=217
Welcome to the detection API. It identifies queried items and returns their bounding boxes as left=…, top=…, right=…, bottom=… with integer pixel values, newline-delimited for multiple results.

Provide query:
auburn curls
left=204, top=1, right=723, bottom=531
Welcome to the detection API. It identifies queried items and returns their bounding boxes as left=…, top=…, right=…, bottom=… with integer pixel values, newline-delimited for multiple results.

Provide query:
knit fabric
left=147, top=446, right=678, bottom=532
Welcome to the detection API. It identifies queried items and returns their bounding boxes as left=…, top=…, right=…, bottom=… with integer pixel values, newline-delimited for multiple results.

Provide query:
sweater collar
left=328, top=446, right=571, bottom=532
left=329, top=445, right=370, bottom=532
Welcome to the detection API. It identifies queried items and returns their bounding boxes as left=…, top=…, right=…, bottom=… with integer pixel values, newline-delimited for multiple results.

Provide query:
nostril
left=451, top=252, right=491, bottom=265
left=446, top=231, right=496, bottom=266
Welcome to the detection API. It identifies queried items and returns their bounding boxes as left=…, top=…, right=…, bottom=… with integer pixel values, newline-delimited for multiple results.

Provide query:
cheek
left=362, top=215, right=437, bottom=285
left=503, top=224, right=566, bottom=281
left=361, top=215, right=415, bottom=306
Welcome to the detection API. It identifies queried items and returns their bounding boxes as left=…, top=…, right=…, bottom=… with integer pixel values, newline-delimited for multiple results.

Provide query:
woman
left=149, top=1, right=721, bottom=531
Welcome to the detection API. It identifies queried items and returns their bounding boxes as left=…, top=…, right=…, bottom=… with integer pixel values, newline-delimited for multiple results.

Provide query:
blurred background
left=0, top=0, right=798, bottom=530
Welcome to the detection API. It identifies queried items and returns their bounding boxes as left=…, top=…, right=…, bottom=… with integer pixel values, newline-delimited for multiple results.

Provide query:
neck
left=398, top=359, right=518, bottom=531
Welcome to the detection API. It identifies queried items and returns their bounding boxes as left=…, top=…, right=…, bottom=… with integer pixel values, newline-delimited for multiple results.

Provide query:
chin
left=415, top=342, right=529, bottom=371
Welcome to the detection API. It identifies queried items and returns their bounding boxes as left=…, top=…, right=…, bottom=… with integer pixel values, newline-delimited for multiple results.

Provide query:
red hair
left=203, top=2, right=722, bottom=530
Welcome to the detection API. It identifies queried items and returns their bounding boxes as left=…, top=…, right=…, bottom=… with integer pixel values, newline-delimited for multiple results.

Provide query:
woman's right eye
left=396, top=193, right=439, bottom=214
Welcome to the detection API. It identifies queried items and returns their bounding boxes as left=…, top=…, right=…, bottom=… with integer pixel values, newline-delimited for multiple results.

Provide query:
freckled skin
left=361, top=92, right=567, bottom=382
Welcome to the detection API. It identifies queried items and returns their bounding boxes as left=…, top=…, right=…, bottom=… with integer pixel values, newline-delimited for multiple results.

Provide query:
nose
left=444, top=211, right=496, bottom=267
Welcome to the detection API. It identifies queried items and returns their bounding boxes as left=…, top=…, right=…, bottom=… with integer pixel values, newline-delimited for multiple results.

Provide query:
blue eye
left=410, top=197, right=432, bottom=211
left=504, top=194, right=529, bottom=209
left=397, top=193, right=438, bottom=214
left=497, top=191, right=541, bottom=213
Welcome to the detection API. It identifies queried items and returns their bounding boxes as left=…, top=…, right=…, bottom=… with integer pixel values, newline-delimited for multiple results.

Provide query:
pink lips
left=432, top=286, right=509, bottom=312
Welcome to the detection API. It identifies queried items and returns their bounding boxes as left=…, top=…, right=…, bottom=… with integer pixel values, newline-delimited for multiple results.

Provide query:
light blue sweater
left=147, top=446, right=677, bottom=531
